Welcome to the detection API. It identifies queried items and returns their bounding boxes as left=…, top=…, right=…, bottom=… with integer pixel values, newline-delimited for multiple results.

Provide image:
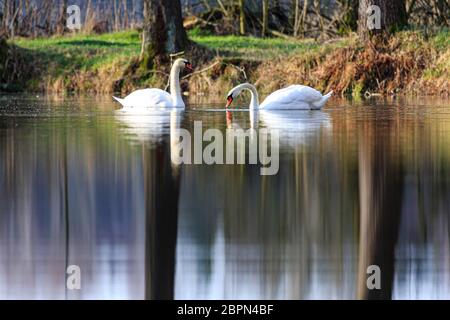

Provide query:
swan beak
left=226, top=96, right=233, bottom=108
left=185, top=63, right=193, bottom=72
left=226, top=110, right=233, bottom=127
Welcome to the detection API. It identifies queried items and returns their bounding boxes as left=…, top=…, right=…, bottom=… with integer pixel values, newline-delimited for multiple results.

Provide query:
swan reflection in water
left=175, top=107, right=334, bottom=299
left=227, top=108, right=332, bottom=149
left=115, top=108, right=184, bottom=145
left=2, top=95, right=449, bottom=299
left=115, top=106, right=332, bottom=299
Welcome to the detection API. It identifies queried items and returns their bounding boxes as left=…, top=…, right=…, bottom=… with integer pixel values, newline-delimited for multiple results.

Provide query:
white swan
left=113, top=58, right=193, bottom=109
left=226, top=83, right=332, bottom=110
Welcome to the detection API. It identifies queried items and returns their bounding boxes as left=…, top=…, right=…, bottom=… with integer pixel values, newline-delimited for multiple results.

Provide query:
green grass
left=419, top=28, right=450, bottom=79
left=9, top=28, right=450, bottom=70
left=8, top=28, right=448, bottom=92
left=12, top=30, right=141, bottom=77
left=188, top=31, right=349, bottom=60
left=432, top=27, right=450, bottom=49
left=188, top=26, right=344, bottom=59
left=12, top=29, right=336, bottom=77
left=10, top=29, right=352, bottom=83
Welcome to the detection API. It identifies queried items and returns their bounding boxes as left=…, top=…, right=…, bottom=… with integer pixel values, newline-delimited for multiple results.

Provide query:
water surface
left=0, top=95, right=449, bottom=299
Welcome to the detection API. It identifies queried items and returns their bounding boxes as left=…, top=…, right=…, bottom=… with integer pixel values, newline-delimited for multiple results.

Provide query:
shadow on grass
left=57, top=39, right=133, bottom=47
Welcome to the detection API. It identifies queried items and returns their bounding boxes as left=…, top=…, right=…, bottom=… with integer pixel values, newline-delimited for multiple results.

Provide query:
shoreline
left=1, top=29, right=449, bottom=98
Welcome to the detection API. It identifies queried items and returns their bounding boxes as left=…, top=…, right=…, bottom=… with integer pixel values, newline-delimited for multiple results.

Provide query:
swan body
left=226, top=83, right=332, bottom=110
left=113, top=58, right=193, bottom=110
left=113, top=88, right=173, bottom=108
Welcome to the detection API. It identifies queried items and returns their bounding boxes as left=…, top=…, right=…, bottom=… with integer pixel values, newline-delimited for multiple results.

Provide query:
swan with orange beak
left=114, top=58, right=194, bottom=110
left=226, top=83, right=332, bottom=110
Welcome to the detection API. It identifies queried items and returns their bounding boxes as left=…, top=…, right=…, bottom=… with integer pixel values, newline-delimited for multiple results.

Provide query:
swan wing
left=120, top=88, right=173, bottom=108
left=260, top=85, right=325, bottom=110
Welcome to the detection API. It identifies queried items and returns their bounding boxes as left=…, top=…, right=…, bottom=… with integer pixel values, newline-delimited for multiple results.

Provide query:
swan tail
left=316, top=90, right=333, bottom=108
left=113, top=96, right=126, bottom=107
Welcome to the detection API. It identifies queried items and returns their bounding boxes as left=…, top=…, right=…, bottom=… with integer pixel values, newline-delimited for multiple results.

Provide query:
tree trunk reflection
left=144, top=141, right=181, bottom=300
left=357, top=113, right=404, bottom=299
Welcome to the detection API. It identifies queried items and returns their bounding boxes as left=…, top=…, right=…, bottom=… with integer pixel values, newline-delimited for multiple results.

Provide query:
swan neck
left=245, top=84, right=259, bottom=109
left=170, top=64, right=184, bottom=107
left=250, top=108, right=259, bottom=128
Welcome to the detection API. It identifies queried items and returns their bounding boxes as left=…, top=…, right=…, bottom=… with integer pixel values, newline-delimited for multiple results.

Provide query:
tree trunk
left=296, top=0, right=308, bottom=37
left=113, top=0, right=119, bottom=31
left=357, top=0, right=407, bottom=41
left=122, top=0, right=128, bottom=29
left=343, top=0, right=359, bottom=31
left=87, top=0, right=93, bottom=20
left=131, top=0, right=137, bottom=27
left=262, top=0, right=269, bottom=37
left=239, top=0, right=245, bottom=35
left=3, top=0, right=11, bottom=37
left=141, top=0, right=188, bottom=69
left=43, top=0, right=52, bottom=35
left=56, top=0, right=67, bottom=35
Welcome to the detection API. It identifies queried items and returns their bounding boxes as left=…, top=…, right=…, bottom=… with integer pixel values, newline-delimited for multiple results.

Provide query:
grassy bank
left=11, top=31, right=141, bottom=92
left=4, top=28, right=450, bottom=97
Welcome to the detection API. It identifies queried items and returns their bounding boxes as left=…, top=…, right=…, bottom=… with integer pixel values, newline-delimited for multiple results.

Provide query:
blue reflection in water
left=0, top=96, right=449, bottom=299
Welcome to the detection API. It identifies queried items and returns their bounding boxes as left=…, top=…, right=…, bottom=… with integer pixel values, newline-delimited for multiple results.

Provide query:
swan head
left=226, top=83, right=252, bottom=108
left=174, top=58, right=193, bottom=72
left=225, top=93, right=234, bottom=108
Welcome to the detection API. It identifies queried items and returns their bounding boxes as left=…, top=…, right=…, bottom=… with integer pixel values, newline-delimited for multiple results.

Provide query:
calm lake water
left=0, top=94, right=450, bottom=299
